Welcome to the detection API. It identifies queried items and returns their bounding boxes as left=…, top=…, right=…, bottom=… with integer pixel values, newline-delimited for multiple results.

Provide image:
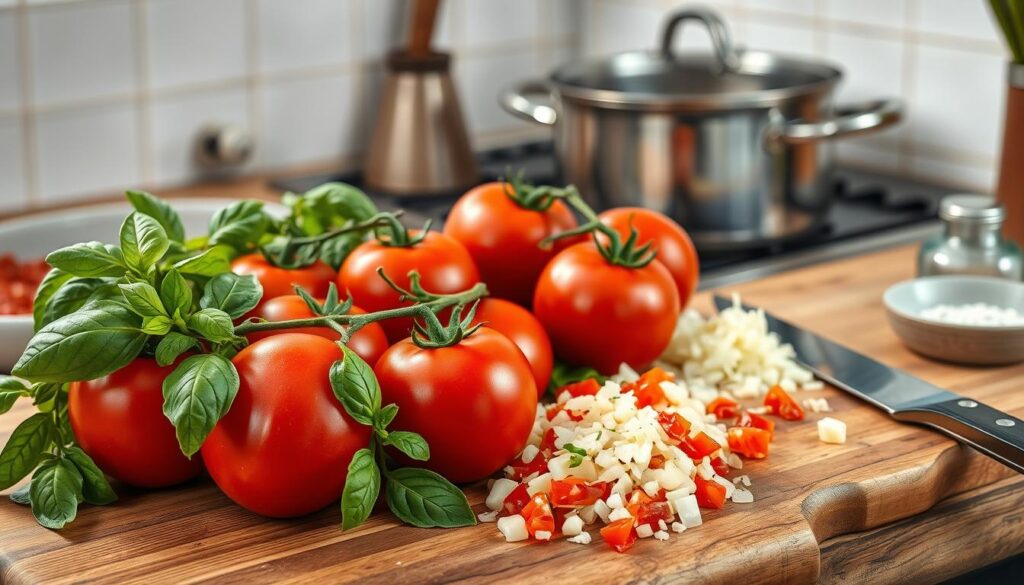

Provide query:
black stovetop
left=271, top=142, right=954, bottom=277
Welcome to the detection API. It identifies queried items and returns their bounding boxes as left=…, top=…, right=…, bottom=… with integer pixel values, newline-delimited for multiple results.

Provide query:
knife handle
left=894, top=398, right=1024, bottom=474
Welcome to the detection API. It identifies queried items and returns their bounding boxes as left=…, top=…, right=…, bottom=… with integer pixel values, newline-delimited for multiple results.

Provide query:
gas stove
left=271, top=142, right=952, bottom=288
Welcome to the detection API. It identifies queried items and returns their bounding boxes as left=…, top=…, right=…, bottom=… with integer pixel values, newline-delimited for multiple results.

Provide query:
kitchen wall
left=0, top=0, right=578, bottom=211
left=580, top=0, right=1009, bottom=193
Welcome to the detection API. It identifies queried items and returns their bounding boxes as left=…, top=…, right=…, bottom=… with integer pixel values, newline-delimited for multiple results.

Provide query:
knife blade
left=713, top=295, right=1024, bottom=474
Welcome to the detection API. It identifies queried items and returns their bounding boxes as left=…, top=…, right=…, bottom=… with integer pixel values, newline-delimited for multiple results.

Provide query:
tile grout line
left=15, top=0, right=38, bottom=206
left=244, top=0, right=262, bottom=173
left=900, top=0, right=919, bottom=178
left=133, top=0, right=153, bottom=188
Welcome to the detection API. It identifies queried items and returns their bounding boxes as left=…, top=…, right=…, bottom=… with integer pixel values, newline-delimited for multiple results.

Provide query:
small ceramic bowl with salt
left=883, top=275, right=1024, bottom=366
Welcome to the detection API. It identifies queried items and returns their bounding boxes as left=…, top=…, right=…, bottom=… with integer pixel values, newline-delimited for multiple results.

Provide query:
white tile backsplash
left=29, top=0, right=137, bottom=106
left=914, top=0, right=999, bottom=42
left=0, top=118, right=27, bottom=211
left=259, top=72, right=357, bottom=169
left=747, top=0, right=816, bottom=17
left=744, top=21, right=816, bottom=57
left=824, top=0, right=905, bottom=30
left=911, top=153, right=998, bottom=192
left=462, top=0, right=539, bottom=48
left=826, top=31, right=904, bottom=101
left=146, top=0, right=248, bottom=90
left=586, top=0, right=663, bottom=55
left=457, top=49, right=541, bottom=135
left=359, top=0, right=454, bottom=59
left=35, top=103, right=141, bottom=202
left=257, top=0, right=352, bottom=74
left=0, top=12, right=20, bottom=111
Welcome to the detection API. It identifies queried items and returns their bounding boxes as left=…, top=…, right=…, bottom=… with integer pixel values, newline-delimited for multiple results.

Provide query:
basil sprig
left=332, top=346, right=475, bottom=531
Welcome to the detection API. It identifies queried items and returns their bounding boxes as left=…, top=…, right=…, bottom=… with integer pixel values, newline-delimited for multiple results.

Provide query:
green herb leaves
left=330, top=346, right=381, bottom=426
left=121, top=212, right=170, bottom=275
left=199, top=273, right=262, bottom=319
left=209, top=200, right=268, bottom=250
left=126, top=190, right=185, bottom=243
left=385, top=468, right=475, bottom=528
left=340, top=449, right=380, bottom=530
left=30, top=457, right=83, bottom=529
left=162, top=354, right=240, bottom=457
left=0, top=413, right=53, bottom=490
left=563, top=443, right=587, bottom=468
left=46, top=242, right=126, bottom=278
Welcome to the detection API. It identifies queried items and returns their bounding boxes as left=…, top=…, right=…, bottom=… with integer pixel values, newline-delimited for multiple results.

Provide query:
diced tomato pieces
left=727, top=427, right=771, bottom=459
left=550, top=477, right=608, bottom=508
left=545, top=403, right=583, bottom=422
left=764, top=385, right=804, bottom=421
left=625, top=367, right=674, bottom=408
left=560, top=378, right=600, bottom=397
left=657, top=411, right=691, bottom=442
left=694, top=475, right=727, bottom=509
left=501, top=483, right=531, bottom=516
left=648, top=454, right=666, bottom=469
left=736, top=410, right=776, bottom=440
left=508, top=453, right=548, bottom=481
left=520, top=493, right=555, bottom=536
left=706, top=397, right=739, bottom=420
left=711, top=457, right=731, bottom=477
left=600, top=518, right=637, bottom=553
left=636, top=501, right=674, bottom=529
left=540, top=428, right=558, bottom=457
left=679, top=431, right=721, bottom=460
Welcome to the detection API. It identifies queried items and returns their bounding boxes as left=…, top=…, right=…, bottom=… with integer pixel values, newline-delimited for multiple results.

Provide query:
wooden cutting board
left=2, top=244, right=1023, bottom=585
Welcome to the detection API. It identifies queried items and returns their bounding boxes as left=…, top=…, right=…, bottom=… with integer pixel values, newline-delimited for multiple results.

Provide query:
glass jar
left=918, top=195, right=1023, bottom=280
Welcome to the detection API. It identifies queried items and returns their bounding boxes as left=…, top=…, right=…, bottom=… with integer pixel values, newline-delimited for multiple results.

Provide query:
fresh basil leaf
left=125, top=190, right=186, bottom=243
left=31, top=383, right=60, bottom=412
left=319, top=232, right=363, bottom=271
left=141, top=315, right=173, bottom=335
left=173, top=245, right=232, bottom=277
left=13, top=301, right=147, bottom=383
left=64, top=446, right=117, bottom=506
left=159, top=269, right=192, bottom=317
left=155, top=332, right=197, bottom=367
left=120, top=212, right=170, bottom=274
left=33, top=268, right=73, bottom=331
left=305, top=183, right=378, bottom=223
left=9, top=482, right=31, bottom=505
left=384, top=431, right=429, bottom=462
left=0, top=413, right=54, bottom=491
left=374, top=403, right=398, bottom=430
left=46, top=242, right=126, bottom=278
left=548, top=362, right=604, bottom=396
left=30, top=457, right=83, bottom=530
left=199, top=273, right=262, bottom=319
left=563, top=443, right=587, bottom=467
left=40, top=278, right=110, bottom=328
left=162, top=354, right=239, bottom=457
left=341, top=448, right=380, bottom=530
left=119, top=282, right=167, bottom=318
left=188, top=308, right=235, bottom=343
left=208, top=200, right=268, bottom=249
left=384, top=467, right=475, bottom=528
left=0, top=376, right=29, bottom=415
left=329, top=346, right=381, bottom=426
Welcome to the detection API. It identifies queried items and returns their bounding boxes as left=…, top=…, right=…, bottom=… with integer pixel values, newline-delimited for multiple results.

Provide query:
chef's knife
left=713, top=295, right=1024, bottom=474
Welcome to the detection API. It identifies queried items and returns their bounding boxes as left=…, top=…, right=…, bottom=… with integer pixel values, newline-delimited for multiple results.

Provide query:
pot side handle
left=499, top=81, right=558, bottom=126
left=768, top=98, right=903, bottom=145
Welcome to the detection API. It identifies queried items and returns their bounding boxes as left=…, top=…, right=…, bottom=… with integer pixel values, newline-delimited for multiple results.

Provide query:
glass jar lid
left=939, top=195, right=1005, bottom=225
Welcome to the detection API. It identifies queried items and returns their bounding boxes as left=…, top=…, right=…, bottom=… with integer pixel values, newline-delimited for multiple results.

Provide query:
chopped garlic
left=562, top=515, right=585, bottom=537
left=671, top=521, right=686, bottom=533
left=605, top=493, right=624, bottom=510
left=535, top=530, right=552, bottom=541
left=673, top=494, right=702, bottom=527
left=593, top=499, right=612, bottom=523
left=497, top=515, right=528, bottom=542
left=802, top=397, right=831, bottom=413
left=732, top=488, right=754, bottom=504
left=608, top=507, right=632, bottom=522
left=521, top=444, right=539, bottom=463
left=636, top=524, right=655, bottom=538
left=527, top=472, right=551, bottom=495
left=654, top=530, right=670, bottom=541
left=733, top=475, right=751, bottom=487
left=477, top=510, right=499, bottom=522
left=485, top=478, right=518, bottom=511
left=567, top=532, right=592, bottom=545
left=818, top=417, right=847, bottom=444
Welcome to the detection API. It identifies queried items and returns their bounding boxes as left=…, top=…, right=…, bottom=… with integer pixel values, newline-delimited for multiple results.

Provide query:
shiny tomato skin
left=374, top=327, right=537, bottom=483
left=230, top=253, right=336, bottom=304
left=68, top=358, right=203, bottom=488
left=443, top=182, right=578, bottom=306
left=201, top=334, right=370, bottom=518
left=338, top=230, right=479, bottom=343
left=470, top=298, right=553, bottom=395
left=247, top=296, right=389, bottom=366
left=599, top=208, right=699, bottom=308
left=533, top=242, right=680, bottom=375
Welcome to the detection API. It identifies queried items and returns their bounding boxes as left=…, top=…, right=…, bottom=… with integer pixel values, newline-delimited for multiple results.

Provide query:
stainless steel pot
left=499, top=7, right=902, bottom=248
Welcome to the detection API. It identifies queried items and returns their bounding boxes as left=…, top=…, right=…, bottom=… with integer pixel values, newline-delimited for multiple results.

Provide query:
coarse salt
left=920, top=303, right=1024, bottom=327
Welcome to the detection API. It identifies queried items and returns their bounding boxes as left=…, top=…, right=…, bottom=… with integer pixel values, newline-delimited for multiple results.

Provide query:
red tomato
left=736, top=411, right=776, bottom=440
left=230, top=253, right=336, bottom=305
left=550, top=477, right=608, bottom=508
left=201, top=334, right=370, bottom=517
left=694, top=475, right=727, bottom=509
left=469, top=298, right=553, bottom=395
left=706, top=397, right=739, bottom=420
left=559, top=378, right=600, bottom=398
left=657, top=412, right=691, bottom=442
left=338, top=230, right=479, bottom=343
left=599, top=208, right=699, bottom=308
left=727, top=427, right=771, bottom=459
left=374, top=327, right=537, bottom=483
left=247, top=296, right=389, bottom=366
left=764, top=385, right=805, bottom=421
left=521, top=492, right=556, bottom=536
left=711, top=457, right=732, bottom=477
left=443, top=182, right=579, bottom=307
left=533, top=242, right=680, bottom=375
left=68, top=358, right=203, bottom=488
left=508, top=454, right=548, bottom=482
left=636, top=501, right=674, bottom=529
left=600, top=518, right=638, bottom=553
left=679, top=431, right=721, bottom=460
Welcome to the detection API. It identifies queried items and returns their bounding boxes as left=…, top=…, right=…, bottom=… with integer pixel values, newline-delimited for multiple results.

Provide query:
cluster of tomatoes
left=68, top=181, right=700, bottom=518
left=0, top=254, right=50, bottom=315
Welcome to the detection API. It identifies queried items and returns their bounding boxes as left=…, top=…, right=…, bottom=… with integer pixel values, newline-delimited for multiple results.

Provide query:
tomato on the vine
left=599, top=207, right=699, bottom=307
left=247, top=295, right=389, bottom=366
left=201, top=334, right=370, bottom=518
left=338, top=230, right=479, bottom=343
left=533, top=242, right=680, bottom=375
left=230, top=253, right=336, bottom=304
left=373, top=327, right=536, bottom=483
left=68, top=357, right=204, bottom=488
left=469, top=298, right=553, bottom=395
left=443, top=181, right=578, bottom=307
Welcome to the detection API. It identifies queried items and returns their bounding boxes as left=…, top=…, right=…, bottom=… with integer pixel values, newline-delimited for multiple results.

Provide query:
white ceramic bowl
left=0, top=198, right=287, bottom=372
left=883, top=275, right=1024, bottom=365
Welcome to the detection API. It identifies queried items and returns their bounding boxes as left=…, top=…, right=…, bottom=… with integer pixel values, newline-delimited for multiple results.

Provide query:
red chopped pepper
left=560, top=378, right=600, bottom=397
left=600, top=518, right=637, bottom=553
left=539, top=428, right=558, bottom=457
left=736, top=410, right=776, bottom=440
left=624, top=368, right=673, bottom=408
left=520, top=493, right=555, bottom=536
left=550, top=477, right=608, bottom=508
left=507, top=453, right=548, bottom=481
left=636, top=501, right=674, bottom=529
left=711, top=456, right=731, bottom=477
left=706, top=397, right=739, bottom=420
left=648, top=454, right=666, bottom=469
left=501, top=483, right=531, bottom=516
left=694, top=475, right=727, bottom=509
left=545, top=403, right=583, bottom=422
left=657, top=411, right=691, bottom=442
left=764, top=385, right=804, bottom=421
left=679, top=431, right=721, bottom=460
left=727, top=427, right=771, bottom=459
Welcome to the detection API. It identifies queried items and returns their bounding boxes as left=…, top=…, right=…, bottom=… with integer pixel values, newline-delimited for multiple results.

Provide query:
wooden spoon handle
left=408, top=0, right=441, bottom=57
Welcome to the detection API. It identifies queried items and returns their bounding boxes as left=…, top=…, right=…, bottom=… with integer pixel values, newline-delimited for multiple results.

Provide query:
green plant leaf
left=173, top=245, right=233, bottom=277
left=159, top=269, right=192, bottom=317
left=0, top=413, right=54, bottom=491
left=64, top=446, right=117, bottom=506
left=319, top=232, right=363, bottom=271
left=13, top=301, right=147, bottom=383
left=120, top=212, right=170, bottom=274
left=208, top=200, right=268, bottom=249
left=29, top=457, right=83, bottom=530
left=384, top=467, right=475, bottom=528
left=119, top=282, right=168, bottom=318
left=548, top=362, right=604, bottom=396
left=41, top=278, right=112, bottom=328
left=141, top=315, right=173, bottom=335
left=199, top=273, right=262, bottom=319
left=46, top=242, right=126, bottom=278
left=162, top=354, right=239, bottom=457
left=31, top=382, right=60, bottom=412
left=155, top=332, right=197, bottom=367
left=304, top=183, right=378, bottom=224
left=125, top=190, right=186, bottom=243
left=9, top=482, right=31, bottom=505
left=329, top=346, right=381, bottom=426
left=33, top=268, right=73, bottom=331
left=340, top=448, right=380, bottom=530
left=0, top=376, right=29, bottom=415
left=188, top=308, right=235, bottom=343
left=374, top=404, right=398, bottom=430
left=384, top=431, right=430, bottom=462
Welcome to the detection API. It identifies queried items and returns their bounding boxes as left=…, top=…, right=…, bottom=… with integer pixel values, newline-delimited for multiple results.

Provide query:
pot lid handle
left=660, top=6, right=740, bottom=74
